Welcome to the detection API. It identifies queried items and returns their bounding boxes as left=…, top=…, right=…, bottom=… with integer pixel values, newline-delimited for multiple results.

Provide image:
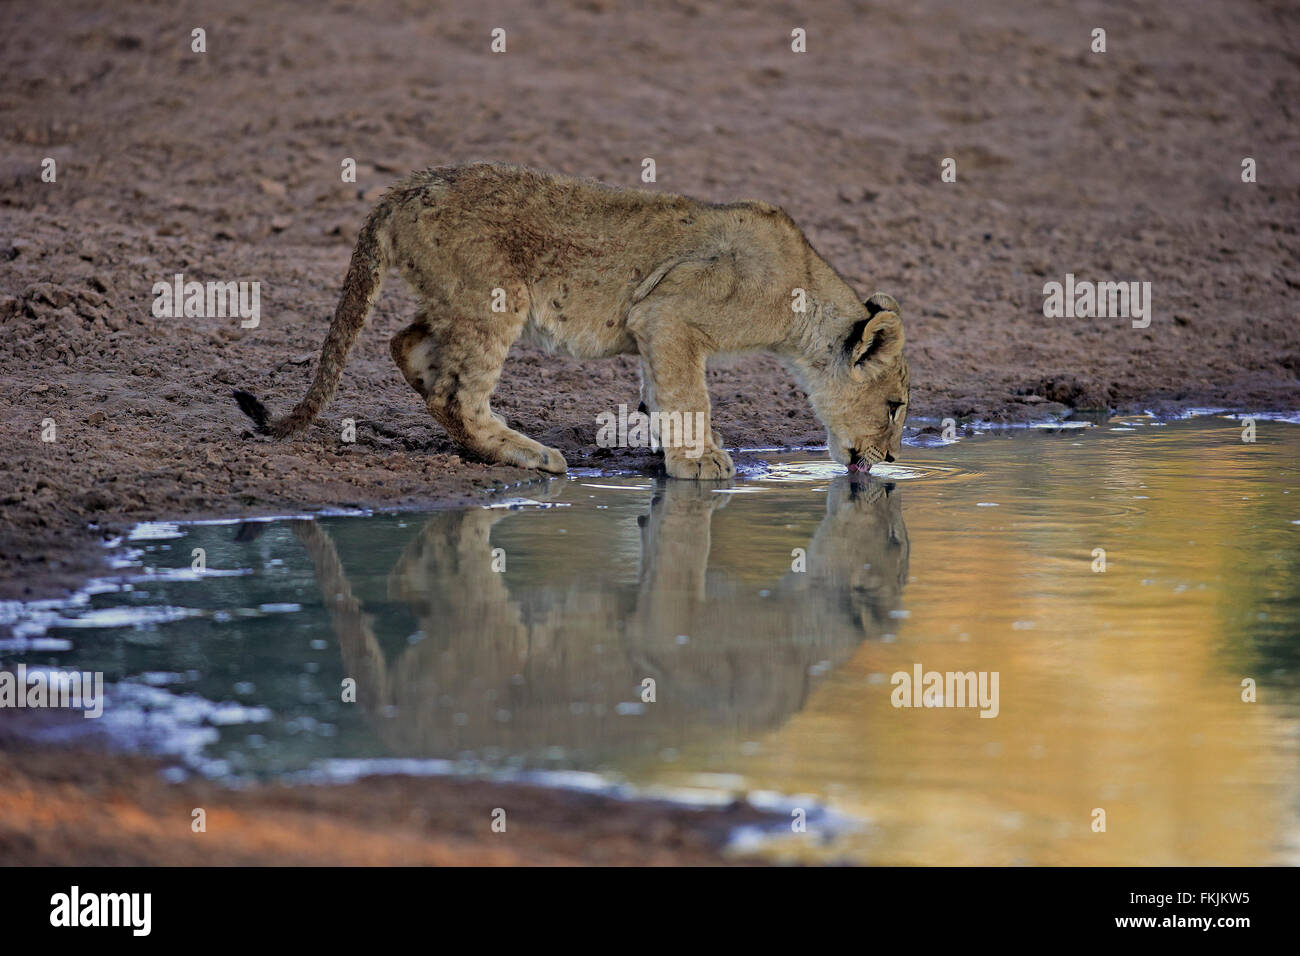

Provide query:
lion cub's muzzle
left=848, top=446, right=891, bottom=473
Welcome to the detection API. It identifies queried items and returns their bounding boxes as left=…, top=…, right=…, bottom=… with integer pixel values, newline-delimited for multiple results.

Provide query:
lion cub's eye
left=887, top=400, right=905, bottom=419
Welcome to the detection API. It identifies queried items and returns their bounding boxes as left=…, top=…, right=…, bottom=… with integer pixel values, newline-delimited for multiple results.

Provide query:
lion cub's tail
left=234, top=200, right=394, bottom=439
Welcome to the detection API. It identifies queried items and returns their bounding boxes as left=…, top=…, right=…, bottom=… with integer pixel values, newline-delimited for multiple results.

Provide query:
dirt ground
left=1, top=0, right=1296, bottom=864
left=0, top=722, right=774, bottom=865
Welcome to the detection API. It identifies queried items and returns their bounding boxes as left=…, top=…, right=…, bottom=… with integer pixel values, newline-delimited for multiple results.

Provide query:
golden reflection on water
left=654, top=421, right=1300, bottom=864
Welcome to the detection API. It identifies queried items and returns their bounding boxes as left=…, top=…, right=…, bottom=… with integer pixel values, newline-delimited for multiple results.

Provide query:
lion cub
left=235, top=163, right=909, bottom=478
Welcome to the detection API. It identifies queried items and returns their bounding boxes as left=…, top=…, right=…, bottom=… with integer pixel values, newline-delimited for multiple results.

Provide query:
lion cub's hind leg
left=391, top=315, right=437, bottom=401
left=390, top=311, right=568, bottom=474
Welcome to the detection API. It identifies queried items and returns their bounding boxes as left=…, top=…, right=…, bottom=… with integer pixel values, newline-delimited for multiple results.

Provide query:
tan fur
left=244, top=163, right=910, bottom=477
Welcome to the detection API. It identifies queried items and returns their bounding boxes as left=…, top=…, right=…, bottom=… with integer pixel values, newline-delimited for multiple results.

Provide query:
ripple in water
left=757, top=458, right=963, bottom=483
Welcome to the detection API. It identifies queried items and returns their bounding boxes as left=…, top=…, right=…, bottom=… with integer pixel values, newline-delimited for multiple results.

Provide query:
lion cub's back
left=385, top=164, right=722, bottom=337
left=394, top=163, right=709, bottom=276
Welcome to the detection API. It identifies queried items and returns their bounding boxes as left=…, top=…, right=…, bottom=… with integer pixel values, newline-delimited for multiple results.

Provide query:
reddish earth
left=0, top=725, right=772, bottom=865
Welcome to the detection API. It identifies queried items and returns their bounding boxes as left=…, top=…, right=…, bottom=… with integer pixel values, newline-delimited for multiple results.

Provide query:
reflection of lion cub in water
left=291, top=476, right=909, bottom=759
left=235, top=163, right=910, bottom=478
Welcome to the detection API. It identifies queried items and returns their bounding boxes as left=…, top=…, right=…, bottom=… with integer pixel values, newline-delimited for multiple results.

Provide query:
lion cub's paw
left=535, top=446, right=568, bottom=474
left=665, top=447, right=735, bottom=480
left=502, top=442, right=567, bottom=474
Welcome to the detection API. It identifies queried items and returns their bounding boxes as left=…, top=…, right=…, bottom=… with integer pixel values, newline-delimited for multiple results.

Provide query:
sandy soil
left=0, top=723, right=772, bottom=865
left=0, top=0, right=1296, bottom=864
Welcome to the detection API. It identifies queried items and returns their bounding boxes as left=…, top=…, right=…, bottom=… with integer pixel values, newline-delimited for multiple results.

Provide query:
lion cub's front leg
left=639, top=356, right=724, bottom=450
left=639, top=333, right=734, bottom=480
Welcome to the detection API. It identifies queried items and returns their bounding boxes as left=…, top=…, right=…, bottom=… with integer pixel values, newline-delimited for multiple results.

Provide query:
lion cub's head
left=809, top=293, right=909, bottom=473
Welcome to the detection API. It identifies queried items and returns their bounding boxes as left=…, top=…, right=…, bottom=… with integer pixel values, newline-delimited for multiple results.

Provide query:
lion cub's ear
left=847, top=309, right=904, bottom=380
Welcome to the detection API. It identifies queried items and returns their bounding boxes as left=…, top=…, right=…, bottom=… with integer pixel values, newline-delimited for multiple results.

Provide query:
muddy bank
left=0, top=726, right=774, bottom=865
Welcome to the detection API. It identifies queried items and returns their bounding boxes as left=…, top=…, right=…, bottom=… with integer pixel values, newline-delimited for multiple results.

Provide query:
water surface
left=5, top=416, right=1298, bottom=864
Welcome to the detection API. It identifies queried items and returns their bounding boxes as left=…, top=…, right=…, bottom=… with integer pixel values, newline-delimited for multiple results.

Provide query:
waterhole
left=3, top=416, right=1298, bottom=864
